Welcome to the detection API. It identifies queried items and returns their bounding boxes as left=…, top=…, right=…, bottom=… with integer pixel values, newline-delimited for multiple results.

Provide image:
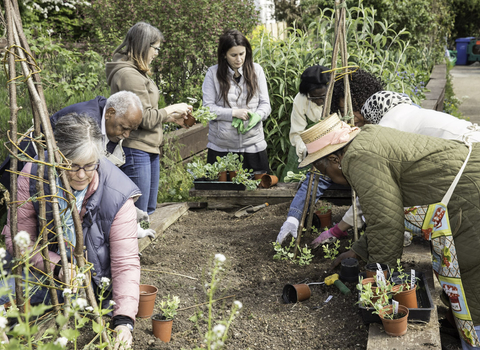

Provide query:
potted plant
left=315, top=203, right=333, bottom=228
left=152, top=294, right=180, bottom=342
left=391, top=259, right=418, bottom=309
left=231, top=167, right=261, bottom=191
left=222, top=153, right=242, bottom=180
left=215, top=156, right=228, bottom=181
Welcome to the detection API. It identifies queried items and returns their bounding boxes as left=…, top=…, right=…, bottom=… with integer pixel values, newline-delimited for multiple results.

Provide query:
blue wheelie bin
left=456, top=37, right=475, bottom=65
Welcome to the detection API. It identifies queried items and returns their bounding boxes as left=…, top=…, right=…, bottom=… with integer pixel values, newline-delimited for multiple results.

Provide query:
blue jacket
left=29, top=156, right=140, bottom=287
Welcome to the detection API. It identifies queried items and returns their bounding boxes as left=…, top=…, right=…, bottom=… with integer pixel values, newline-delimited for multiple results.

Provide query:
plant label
left=393, top=300, right=399, bottom=314
left=376, top=269, right=386, bottom=287
left=411, top=269, right=415, bottom=290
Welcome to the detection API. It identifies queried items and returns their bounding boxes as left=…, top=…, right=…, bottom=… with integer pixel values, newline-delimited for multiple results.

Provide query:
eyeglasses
left=67, top=163, right=99, bottom=173
left=307, top=94, right=326, bottom=102
left=150, top=45, right=161, bottom=54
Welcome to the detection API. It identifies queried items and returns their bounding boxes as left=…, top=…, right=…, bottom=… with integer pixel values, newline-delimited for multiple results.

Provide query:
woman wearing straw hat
left=310, top=90, right=480, bottom=248
left=305, top=113, right=480, bottom=349
left=276, top=70, right=384, bottom=244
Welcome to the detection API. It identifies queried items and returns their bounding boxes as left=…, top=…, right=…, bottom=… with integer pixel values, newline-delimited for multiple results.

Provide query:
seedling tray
left=193, top=180, right=246, bottom=191
left=358, top=271, right=434, bottom=324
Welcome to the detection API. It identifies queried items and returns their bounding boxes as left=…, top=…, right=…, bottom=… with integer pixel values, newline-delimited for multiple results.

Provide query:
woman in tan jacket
left=106, top=22, right=192, bottom=215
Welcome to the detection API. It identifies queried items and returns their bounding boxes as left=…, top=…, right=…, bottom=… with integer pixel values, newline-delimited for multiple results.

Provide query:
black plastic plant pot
left=282, top=284, right=311, bottom=304
left=365, top=263, right=390, bottom=279
left=340, top=258, right=359, bottom=282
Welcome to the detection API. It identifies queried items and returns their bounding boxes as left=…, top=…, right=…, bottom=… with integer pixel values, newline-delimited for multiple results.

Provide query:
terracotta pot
left=365, top=263, right=389, bottom=279
left=152, top=313, right=173, bottom=342
left=218, top=171, right=228, bottom=182
left=228, top=171, right=237, bottom=180
left=315, top=209, right=332, bottom=228
left=379, top=304, right=409, bottom=336
left=393, top=284, right=418, bottom=309
left=260, top=174, right=278, bottom=189
left=282, top=283, right=311, bottom=303
left=254, top=173, right=266, bottom=181
left=184, top=112, right=196, bottom=127
left=137, top=284, right=158, bottom=318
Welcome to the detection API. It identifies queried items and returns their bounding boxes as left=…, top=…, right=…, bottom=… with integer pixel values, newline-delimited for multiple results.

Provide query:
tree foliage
left=79, top=0, right=258, bottom=104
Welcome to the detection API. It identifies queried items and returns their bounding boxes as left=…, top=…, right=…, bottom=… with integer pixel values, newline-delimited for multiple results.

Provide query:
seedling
left=272, top=237, right=314, bottom=266
left=322, top=240, right=340, bottom=260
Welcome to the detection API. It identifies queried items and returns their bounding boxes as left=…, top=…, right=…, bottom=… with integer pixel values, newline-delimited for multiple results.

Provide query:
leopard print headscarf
left=361, top=91, right=413, bottom=124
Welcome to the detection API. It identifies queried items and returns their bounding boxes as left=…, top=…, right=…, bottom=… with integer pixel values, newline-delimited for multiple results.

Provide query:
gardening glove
left=231, top=117, right=246, bottom=134
left=311, top=224, right=348, bottom=248
left=244, top=112, right=262, bottom=133
left=276, top=216, right=299, bottom=244
left=135, top=208, right=149, bottom=223
left=113, top=325, right=133, bottom=350
left=137, top=222, right=156, bottom=239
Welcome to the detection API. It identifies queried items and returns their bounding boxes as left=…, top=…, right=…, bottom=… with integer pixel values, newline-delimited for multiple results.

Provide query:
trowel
left=234, top=203, right=269, bottom=218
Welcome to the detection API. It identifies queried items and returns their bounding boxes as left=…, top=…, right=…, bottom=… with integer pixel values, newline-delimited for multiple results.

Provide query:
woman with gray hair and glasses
left=1, top=113, right=141, bottom=349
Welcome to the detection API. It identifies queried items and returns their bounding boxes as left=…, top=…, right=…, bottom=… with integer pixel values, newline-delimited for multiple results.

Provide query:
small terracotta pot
left=228, top=171, right=237, bottom=180
left=315, top=209, right=332, bottom=228
left=393, top=284, right=418, bottom=309
left=282, top=283, right=311, bottom=303
left=379, top=304, right=409, bottom=336
left=218, top=171, right=228, bottom=182
left=152, top=313, right=173, bottom=342
left=184, top=112, right=196, bottom=127
left=137, top=284, right=158, bottom=318
left=260, top=174, right=278, bottom=188
left=365, top=263, right=389, bottom=279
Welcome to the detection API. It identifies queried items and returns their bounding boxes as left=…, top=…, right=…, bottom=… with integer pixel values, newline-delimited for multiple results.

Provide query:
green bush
left=79, top=0, right=259, bottom=105
left=251, top=4, right=433, bottom=176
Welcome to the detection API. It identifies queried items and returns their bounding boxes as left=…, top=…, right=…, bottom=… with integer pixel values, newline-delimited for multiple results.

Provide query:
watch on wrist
left=121, top=323, right=133, bottom=332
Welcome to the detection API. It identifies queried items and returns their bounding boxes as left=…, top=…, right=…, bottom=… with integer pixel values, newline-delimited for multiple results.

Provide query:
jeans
left=287, top=172, right=333, bottom=221
left=120, top=147, right=160, bottom=215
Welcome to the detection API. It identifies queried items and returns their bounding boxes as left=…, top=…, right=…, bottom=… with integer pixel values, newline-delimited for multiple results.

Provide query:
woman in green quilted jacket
left=300, top=113, right=480, bottom=349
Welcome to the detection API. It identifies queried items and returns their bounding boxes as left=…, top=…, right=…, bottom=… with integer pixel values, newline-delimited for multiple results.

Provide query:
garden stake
left=4, top=3, right=112, bottom=347
left=293, top=167, right=315, bottom=259
left=304, top=171, right=321, bottom=236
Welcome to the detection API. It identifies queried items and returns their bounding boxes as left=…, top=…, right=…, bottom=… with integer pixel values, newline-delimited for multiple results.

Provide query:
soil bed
left=133, top=201, right=370, bottom=350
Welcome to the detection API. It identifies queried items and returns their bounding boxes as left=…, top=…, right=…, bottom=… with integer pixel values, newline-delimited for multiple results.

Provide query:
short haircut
left=54, top=113, right=103, bottom=164
left=113, top=21, right=164, bottom=74
left=105, top=91, right=143, bottom=119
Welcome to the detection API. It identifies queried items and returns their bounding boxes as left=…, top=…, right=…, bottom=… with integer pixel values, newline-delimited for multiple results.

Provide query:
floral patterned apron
left=404, top=143, right=479, bottom=347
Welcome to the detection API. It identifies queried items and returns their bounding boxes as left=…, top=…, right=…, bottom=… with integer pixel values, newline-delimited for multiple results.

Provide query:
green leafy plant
left=283, top=170, right=307, bottom=183
left=345, top=239, right=353, bottom=250
left=158, top=294, right=180, bottom=320
left=191, top=103, right=218, bottom=127
left=272, top=237, right=314, bottom=266
left=231, top=168, right=260, bottom=191
left=316, top=203, right=332, bottom=214
left=140, top=221, right=150, bottom=230
left=356, top=274, right=394, bottom=318
left=322, top=240, right=340, bottom=260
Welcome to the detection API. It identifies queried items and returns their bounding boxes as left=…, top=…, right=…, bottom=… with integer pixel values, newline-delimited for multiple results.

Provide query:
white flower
left=85, top=306, right=94, bottom=312
left=101, top=277, right=110, bottom=287
left=76, top=273, right=85, bottom=281
left=213, top=324, right=226, bottom=336
left=74, top=298, right=88, bottom=310
left=0, top=316, right=7, bottom=330
left=109, top=300, right=116, bottom=306
left=0, top=248, right=6, bottom=260
left=54, top=336, right=68, bottom=347
left=214, top=254, right=226, bottom=263
left=63, top=288, right=72, bottom=296
left=14, top=231, right=30, bottom=250
left=234, top=300, right=243, bottom=309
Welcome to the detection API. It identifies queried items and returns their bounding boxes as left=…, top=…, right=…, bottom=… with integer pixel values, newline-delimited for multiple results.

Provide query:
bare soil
left=132, top=201, right=370, bottom=350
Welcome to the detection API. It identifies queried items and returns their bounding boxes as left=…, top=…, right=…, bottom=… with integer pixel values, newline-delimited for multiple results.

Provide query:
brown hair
left=113, top=22, right=164, bottom=75
left=216, top=29, right=257, bottom=107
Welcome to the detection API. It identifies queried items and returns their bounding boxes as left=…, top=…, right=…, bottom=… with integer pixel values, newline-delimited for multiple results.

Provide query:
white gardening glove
left=113, top=325, right=133, bottom=350
left=137, top=223, right=155, bottom=239
left=276, top=217, right=299, bottom=244
left=296, top=143, right=307, bottom=162
left=135, top=208, right=149, bottom=223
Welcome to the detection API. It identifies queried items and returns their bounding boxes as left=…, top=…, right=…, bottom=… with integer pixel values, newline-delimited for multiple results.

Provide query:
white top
left=289, top=93, right=324, bottom=161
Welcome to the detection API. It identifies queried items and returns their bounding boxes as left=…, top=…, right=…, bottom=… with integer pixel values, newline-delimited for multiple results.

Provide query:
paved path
left=451, top=64, right=480, bottom=123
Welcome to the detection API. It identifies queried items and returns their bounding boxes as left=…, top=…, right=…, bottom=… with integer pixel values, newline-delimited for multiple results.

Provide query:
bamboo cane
left=293, top=168, right=315, bottom=258
left=304, top=171, right=321, bottom=236
left=4, top=0, right=24, bottom=313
